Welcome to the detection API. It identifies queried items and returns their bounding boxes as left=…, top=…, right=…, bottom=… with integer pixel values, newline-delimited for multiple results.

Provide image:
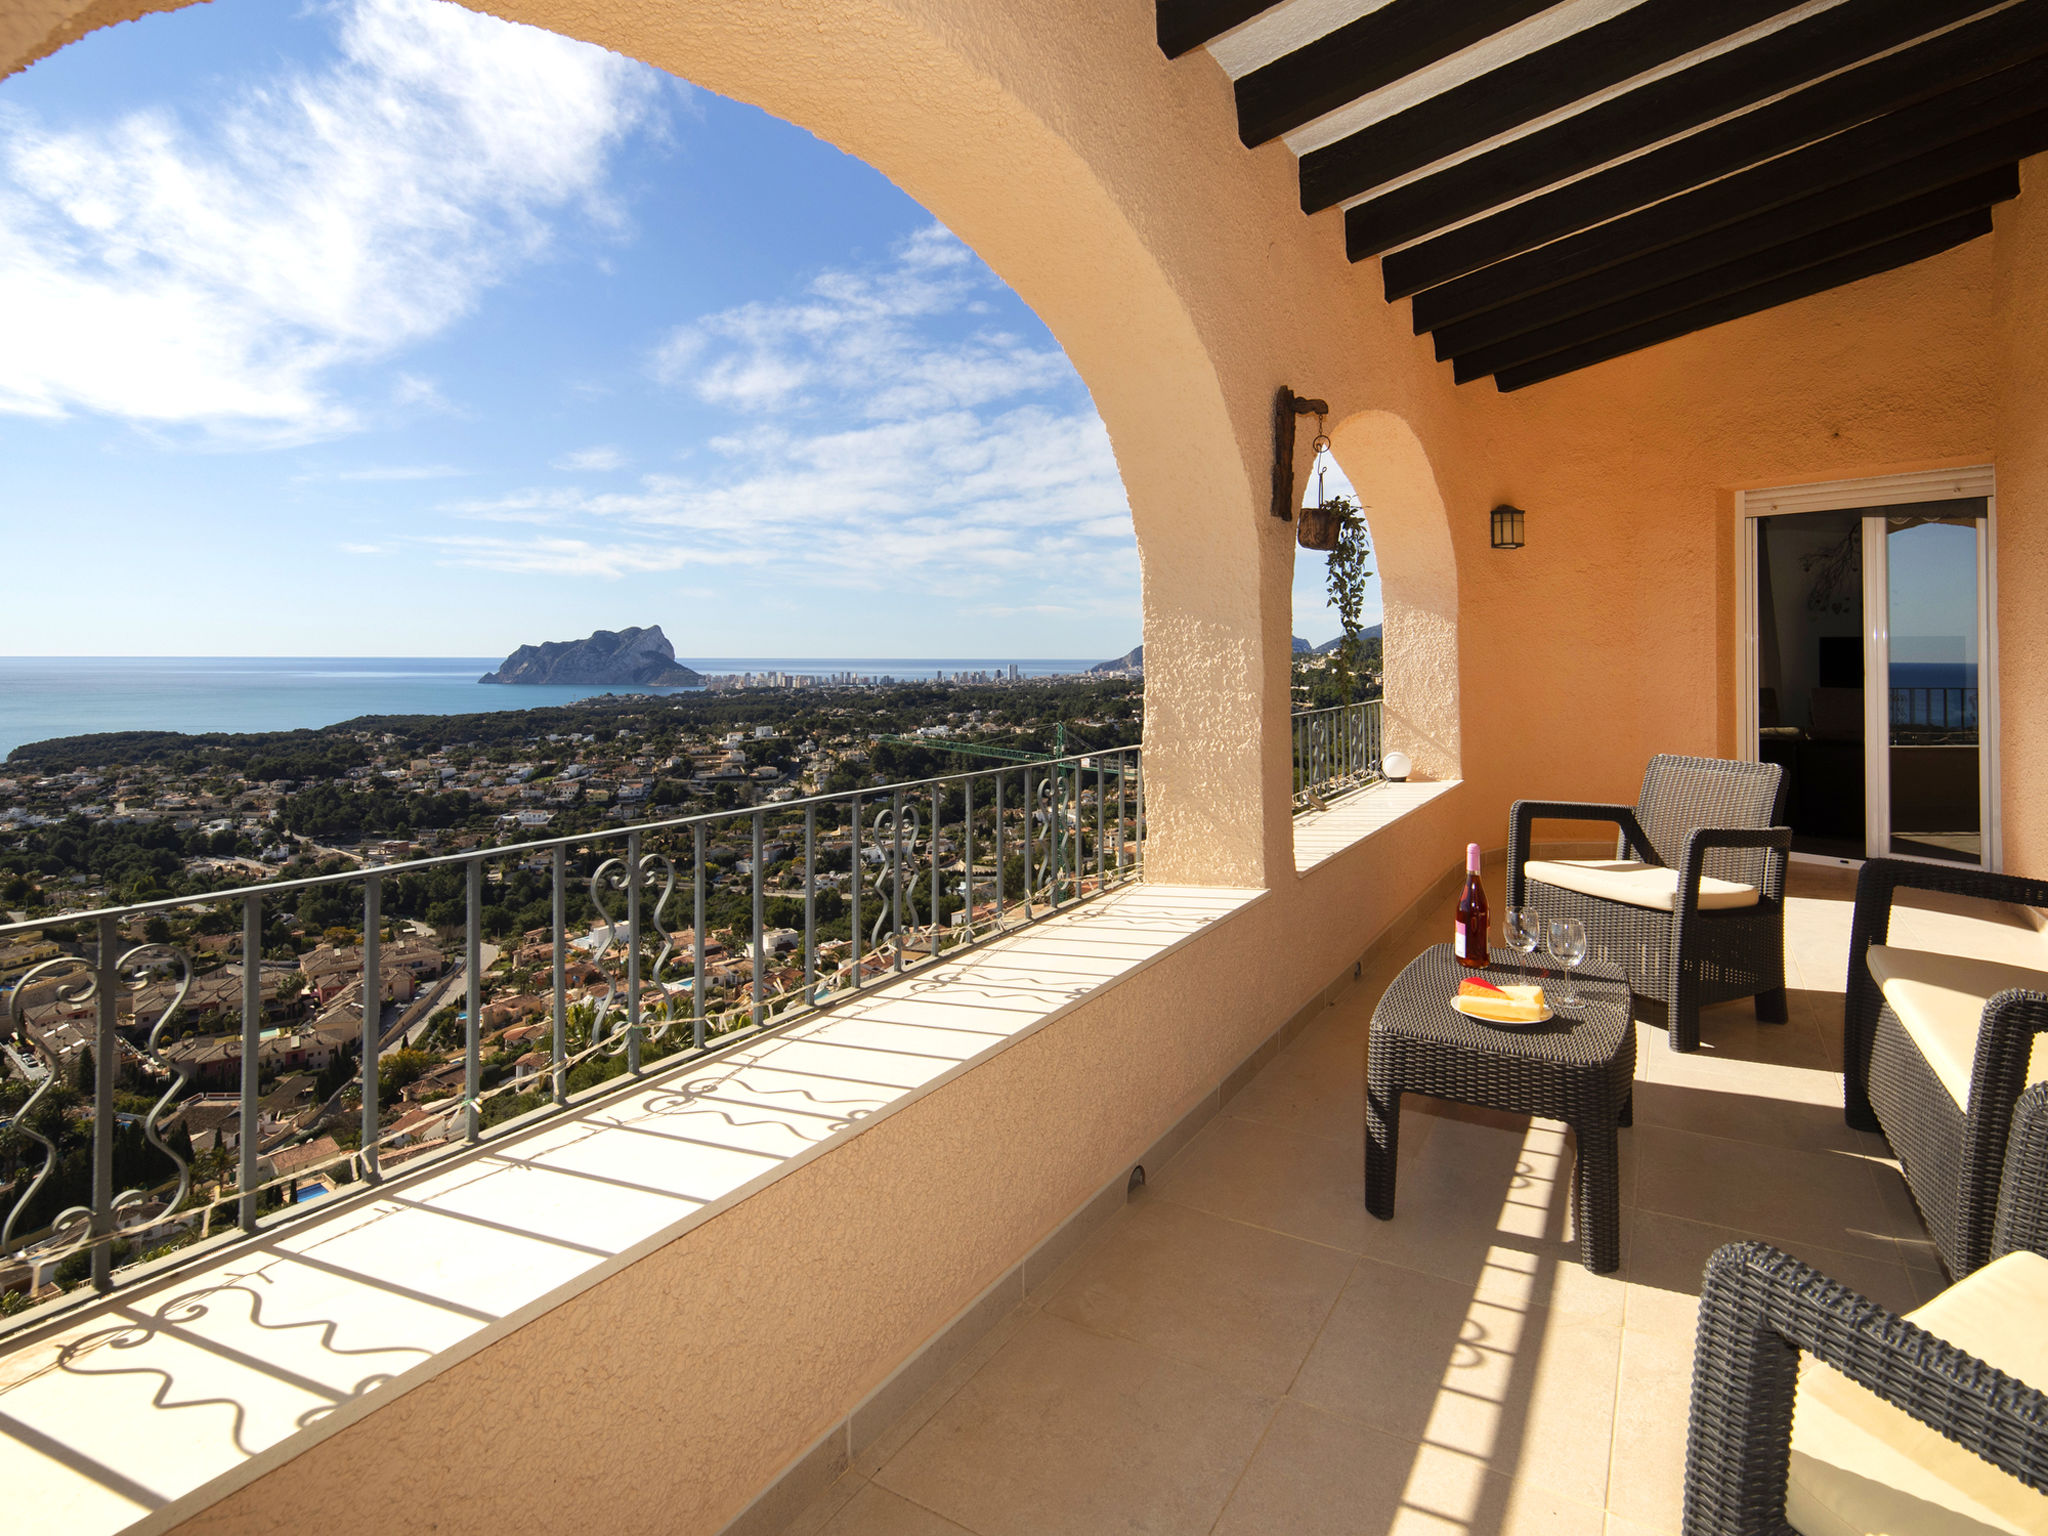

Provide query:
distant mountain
left=1310, top=624, right=1383, bottom=655
left=1092, top=636, right=1313, bottom=673
left=480, top=625, right=703, bottom=687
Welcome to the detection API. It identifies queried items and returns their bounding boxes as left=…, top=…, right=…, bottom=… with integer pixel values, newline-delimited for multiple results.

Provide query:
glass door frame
left=1735, top=466, right=2000, bottom=872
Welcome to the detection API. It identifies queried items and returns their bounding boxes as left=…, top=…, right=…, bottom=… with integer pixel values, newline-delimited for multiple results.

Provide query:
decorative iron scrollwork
left=867, top=802, right=921, bottom=955
left=2, top=942, right=192, bottom=1266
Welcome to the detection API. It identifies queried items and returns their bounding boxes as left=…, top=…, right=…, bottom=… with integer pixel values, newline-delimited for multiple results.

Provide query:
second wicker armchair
left=1509, top=754, right=1791, bottom=1053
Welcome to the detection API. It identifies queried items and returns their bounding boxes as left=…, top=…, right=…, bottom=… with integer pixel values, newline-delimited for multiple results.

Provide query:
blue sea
left=0, top=657, right=1098, bottom=761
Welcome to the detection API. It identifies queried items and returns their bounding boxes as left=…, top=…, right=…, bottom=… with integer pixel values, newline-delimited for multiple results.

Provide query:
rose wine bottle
left=1454, top=842, right=1488, bottom=968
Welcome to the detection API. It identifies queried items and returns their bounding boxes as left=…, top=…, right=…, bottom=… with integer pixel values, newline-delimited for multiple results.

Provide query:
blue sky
left=0, top=0, right=1370, bottom=660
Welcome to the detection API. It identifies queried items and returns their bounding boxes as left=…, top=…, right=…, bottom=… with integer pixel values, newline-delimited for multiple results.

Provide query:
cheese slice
left=1453, top=984, right=1547, bottom=1024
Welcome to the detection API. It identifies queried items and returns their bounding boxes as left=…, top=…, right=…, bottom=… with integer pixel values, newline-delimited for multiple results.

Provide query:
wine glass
left=1503, top=906, right=1541, bottom=979
left=1547, top=917, right=1589, bottom=1008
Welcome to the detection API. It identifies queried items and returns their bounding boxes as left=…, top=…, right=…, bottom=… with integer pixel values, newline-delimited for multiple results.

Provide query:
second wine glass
left=1547, top=917, right=1588, bottom=1008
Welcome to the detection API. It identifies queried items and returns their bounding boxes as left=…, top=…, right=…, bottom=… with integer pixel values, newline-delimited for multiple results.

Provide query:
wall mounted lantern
left=1489, top=504, right=1526, bottom=549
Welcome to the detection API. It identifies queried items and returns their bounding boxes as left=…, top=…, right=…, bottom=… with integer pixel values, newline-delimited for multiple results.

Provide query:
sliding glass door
left=1883, top=512, right=1983, bottom=865
left=1748, top=497, right=1990, bottom=867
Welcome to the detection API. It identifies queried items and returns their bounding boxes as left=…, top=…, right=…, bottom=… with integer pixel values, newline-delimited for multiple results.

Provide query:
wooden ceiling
left=1157, top=0, right=2048, bottom=389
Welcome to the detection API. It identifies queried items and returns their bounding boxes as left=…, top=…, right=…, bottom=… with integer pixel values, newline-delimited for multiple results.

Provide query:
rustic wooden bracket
left=1271, top=386, right=1329, bottom=520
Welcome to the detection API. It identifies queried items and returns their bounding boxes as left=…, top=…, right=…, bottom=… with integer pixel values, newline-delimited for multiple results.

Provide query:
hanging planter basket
left=1297, top=502, right=1345, bottom=551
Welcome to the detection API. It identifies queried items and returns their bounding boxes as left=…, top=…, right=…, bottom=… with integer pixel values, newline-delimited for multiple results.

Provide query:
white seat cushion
left=1866, top=946, right=2048, bottom=1112
left=1523, top=858, right=1759, bottom=912
left=1788, top=1249, right=2048, bottom=1536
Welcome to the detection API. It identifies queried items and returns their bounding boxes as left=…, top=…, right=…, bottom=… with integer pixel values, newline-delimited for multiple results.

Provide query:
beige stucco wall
left=1994, top=156, right=2048, bottom=880
left=5, top=4, right=2046, bottom=1530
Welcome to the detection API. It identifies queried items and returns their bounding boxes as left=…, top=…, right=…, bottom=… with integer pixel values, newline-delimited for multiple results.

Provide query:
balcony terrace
left=774, top=860, right=2048, bottom=1536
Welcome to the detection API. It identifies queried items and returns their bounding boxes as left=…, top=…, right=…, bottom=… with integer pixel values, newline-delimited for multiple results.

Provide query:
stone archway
left=4, top=0, right=1287, bottom=887
left=1326, top=409, right=1463, bottom=785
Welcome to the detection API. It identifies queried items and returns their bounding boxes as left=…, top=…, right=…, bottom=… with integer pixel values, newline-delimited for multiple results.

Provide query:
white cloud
left=419, top=534, right=716, bottom=578
left=334, top=463, right=467, bottom=481
left=647, top=222, right=1067, bottom=419
left=552, top=445, right=628, bottom=472
left=430, top=221, right=1138, bottom=603
left=0, top=0, right=657, bottom=442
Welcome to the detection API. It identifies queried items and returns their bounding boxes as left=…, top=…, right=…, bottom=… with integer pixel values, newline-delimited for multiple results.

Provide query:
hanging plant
left=1322, top=494, right=1373, bottom=703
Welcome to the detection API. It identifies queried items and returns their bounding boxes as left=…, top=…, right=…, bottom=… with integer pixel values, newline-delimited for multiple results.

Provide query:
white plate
left=1450, top=996, right=1555, bottom=1026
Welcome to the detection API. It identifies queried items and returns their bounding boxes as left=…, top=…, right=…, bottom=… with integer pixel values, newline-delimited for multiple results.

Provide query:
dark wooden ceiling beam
left=1156, top=0, right=1276, bottom=60
left=1347, top=0, right=1993, bottom=260
left=1381, top=2, right=2048, bottom=297
left=1450, top=170, right=2018, bottom=382
left=1489, top=213, right=1993, bottom=391
left=1234, top=0, right=1555, bottom=148
left=1409, top=70, right=2048, bottom=333
left=1298, top=0, right=1798, bottom=213
left=1431, top=157, right=2026, bottom=361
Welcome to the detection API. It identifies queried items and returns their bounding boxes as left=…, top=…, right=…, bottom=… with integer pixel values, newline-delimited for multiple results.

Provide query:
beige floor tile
left=1356, top=1112, right=1628, bottom=1291
left=1631, top=1125, right=1909, bottom=1261
left=1226, top=1022, right=1369, bottom=1152
left=1858, top=1152, right=1946, bottom=1274
left=1292, top=1258, right=1621, bottom=1509
left=786, top=1472, right=871, bottom=1536
left=1213, top=1401, right=1606, bottom=1536
left=818, top=1483, right=978, bottom=1536
left=852, top=1305, right=1032, bottom=1478
left=1678, top=1009, right=1831, bottom=1070
left=1605, top=1512, right=1678, bottom=1536
left=1620, top=1209, right=1919, bottom=1340
left=1907, top=1263, right=1953, bottom=1307
left=1041, top=1196, right=1355, bottom=1395
left=873, top=1311, right=1275, bottom=1536
left=1149, top=1111, right=1382, bottom=1252
left=1606, top=1328, right=1696, bottom=1533
left=1625, top=1075, right=1865, bottom=1156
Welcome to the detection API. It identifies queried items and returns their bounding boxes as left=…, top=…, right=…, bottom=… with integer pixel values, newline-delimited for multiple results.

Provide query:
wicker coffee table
left=1366, top=944, right=1635, bottom=1272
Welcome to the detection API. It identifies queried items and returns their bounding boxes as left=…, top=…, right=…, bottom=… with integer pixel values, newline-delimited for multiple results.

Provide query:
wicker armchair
left=1508, top=755, right=1790, bottom=1053
left=1843, top=858, right=2048, bottom=1277
left=1998, top=1083, right=2048, bottom=1263
left=1682, top=1241, right=2048, bottom=1535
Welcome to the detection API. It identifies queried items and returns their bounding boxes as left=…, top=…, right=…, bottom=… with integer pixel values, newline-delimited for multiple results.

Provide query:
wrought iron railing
left=1292, top=700, right=1382, bottom=811
left=0, top=748, right=1142, bottom=1313
left=1889, top=686, right=1977, bottom=734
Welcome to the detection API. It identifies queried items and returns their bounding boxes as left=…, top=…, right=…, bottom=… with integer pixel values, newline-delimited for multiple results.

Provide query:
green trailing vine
left=1322, top=495, right=1374, bottom=703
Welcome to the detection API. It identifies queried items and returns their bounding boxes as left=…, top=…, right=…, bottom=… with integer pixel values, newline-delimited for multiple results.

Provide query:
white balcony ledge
left=1294, top=778, right=1460, bottom=873
left=0, top=882, right=1260, bottom=1536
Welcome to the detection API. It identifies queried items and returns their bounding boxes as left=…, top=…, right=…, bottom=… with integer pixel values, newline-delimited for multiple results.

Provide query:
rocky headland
left=479, top=626, right=703, bottom=687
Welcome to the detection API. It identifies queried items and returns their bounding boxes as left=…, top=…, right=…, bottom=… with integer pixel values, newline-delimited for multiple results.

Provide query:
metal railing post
left=692, top=823, right=706, bottom=1050
left=930, top=781, right=942, bottom=961
left=626, top=829, right=643, bottom=1074
left=464, top=857, right=481, bottom=1143
left=993, top=772, right=1005, bottom=925
left=239, top=895, right=262, bottom=1232
left=850, top=794, right=863, bottom=991
left=90, top=915, right=117, bottom=1291
left=551, top=847, right=567, bottom=1106
left=1135, top=759, right=1146, bottom=878
left=1020, top=768, right=1034, bottom=921
left=361, top=875, right=381, bottom=1184
left=751, top=811, right=766, bottom=1030
left=962, top=779, right=974, bottom=940
left=890, top=788, right=905, bottom=975
left=804, top=804, right=816, bottom=1003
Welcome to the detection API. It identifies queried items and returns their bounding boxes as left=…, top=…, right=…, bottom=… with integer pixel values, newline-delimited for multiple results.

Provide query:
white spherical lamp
left=1382, top=750, right=1412, bottom=783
